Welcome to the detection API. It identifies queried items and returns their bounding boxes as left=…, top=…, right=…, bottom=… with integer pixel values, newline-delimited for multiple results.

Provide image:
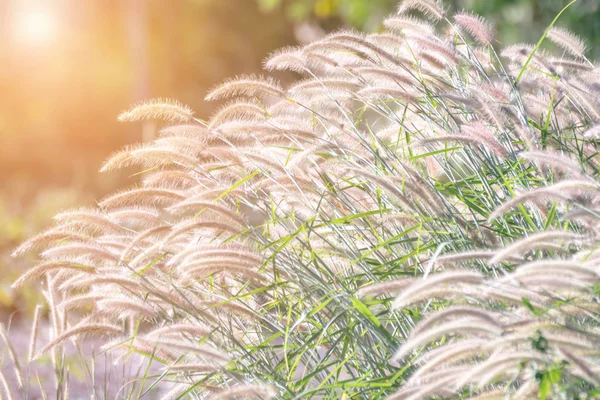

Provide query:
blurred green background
left=0, top=0, right=599, bottom=312
left=260, top=0, right=600, bottom=50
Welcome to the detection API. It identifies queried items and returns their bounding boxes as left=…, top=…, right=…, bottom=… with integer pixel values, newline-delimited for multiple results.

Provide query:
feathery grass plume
left=455, top=351, right=547, bottom=388
left=323, top=31, right=411, bottom=67
left=36, top=323, right=122, bottom=359
left=119, top=225, right=170, bottom=261
left=418, top=50, right=449, bottom=71
left=167, top=200, right=246, bottom=225
left=209, top=100, right=267, bottom=127
left=432, top=250, right=499, bottom=263
left=488, top=179, right=600, bottom=221
left=54, top=208, right=124, bottom=233
left=166, top=244, right=262, bottom=269
left=159, top=123, right=208, bottom=138
left=42, top=243, right=119, bottom=262
left=489, top=231, right=585, bottom=264
left=509, top=259, right=598, bottom=281
left=500, top=43, right=534, bottom=63
left=300, top=52, right=342, bottom=71
left=519, top=150, right=584, bottom=176
left=392, top=270, right=484, bottom=309
left=355, top=67, right=414, bottom=87
left=180, top=264, right=266, bottom=285
left=59, top=274, right=142, bottom=291
left=550, top=57, right=594, bottom=71
left=481, top=285, right=547, bottom=308
left=411, top=340, right=487, bottom=377
left=410, top=36, right=460, bottom=66
left=479, top=82, right=510, bottom=103
left=548, top=27, right=587, bottom=59
left=97, top=296, right=157, bottom=318
left=105, top=145, right=199, bottom=170
left=397, top=0, right=445, bottom=21
left=163, top=218, right=243, bottom=243
left=461, top=121, right=507, bottom=158
left=147, top=135, right=207, bottom=154
left=12, top=262, right=96, bottom=290
left=205, top=74, right=284, bottom=101
left=383, top=16, right=435, bottom=36
left=99, top=144, right=143, bottom=172
left=58, top=293, right=106, bottom=311
left=108, top=208, right=161, bottom=226
left=453, top=12, right=494, bottom=46
left=288, top=78, right=362, bottom=97
left=302, top=40, right=371, bottom=67
left=142, top=169, right=198, bottom=189
left=99, top=187, right=185, bottom=209
left=473, top=96, right=507, bottom=130
left=178, top=254, right=261, bottom=271
left=410, top=306, right=501, bottom=335
left=11, top=228, right=90, bottom=257
left=263, top=45, right=306, bottom=72
left=391, top=318, right=502, bottom=362
left=118, top=98, right=193, bottom=123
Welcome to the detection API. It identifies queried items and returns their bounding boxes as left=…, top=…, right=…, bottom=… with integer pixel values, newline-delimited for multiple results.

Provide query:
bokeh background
left=1, top=0, right=599, bottom=313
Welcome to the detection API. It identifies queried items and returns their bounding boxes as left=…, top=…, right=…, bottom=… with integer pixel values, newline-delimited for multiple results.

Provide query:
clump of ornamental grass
left=10, top=0, right=600, bottom=398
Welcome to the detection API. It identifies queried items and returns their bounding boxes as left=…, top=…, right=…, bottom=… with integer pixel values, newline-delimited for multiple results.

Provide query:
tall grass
left=11, top=0, right=600, bottom=398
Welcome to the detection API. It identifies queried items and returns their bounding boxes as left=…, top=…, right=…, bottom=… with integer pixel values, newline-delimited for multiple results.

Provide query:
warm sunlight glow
left=12, top=4, right=60, bottom=46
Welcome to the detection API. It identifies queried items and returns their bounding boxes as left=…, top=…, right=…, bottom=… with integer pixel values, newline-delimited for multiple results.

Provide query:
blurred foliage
left=258, top=0, right=397, bottom=29
left=259, top=0, right=600, bottom=57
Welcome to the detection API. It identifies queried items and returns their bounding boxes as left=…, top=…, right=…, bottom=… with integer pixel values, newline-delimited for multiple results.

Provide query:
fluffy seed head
left=548, top=27, right=587, bottom=58
left=118, top=99, right=194, bottom=123
left=454, top=12, right=494, bottom=45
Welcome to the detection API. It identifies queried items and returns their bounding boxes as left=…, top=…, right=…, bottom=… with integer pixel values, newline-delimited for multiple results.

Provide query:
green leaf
left=548, top=366, right=562, bottom=383
left=537, top=366, right=562, bottom=400
left=350, top=297, right=394, bottom=343
left=351, top=297, right=382, bottom=328
left=522, top=297, right=541, bottom=316
left=538, top=375, right=551, bottom=400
